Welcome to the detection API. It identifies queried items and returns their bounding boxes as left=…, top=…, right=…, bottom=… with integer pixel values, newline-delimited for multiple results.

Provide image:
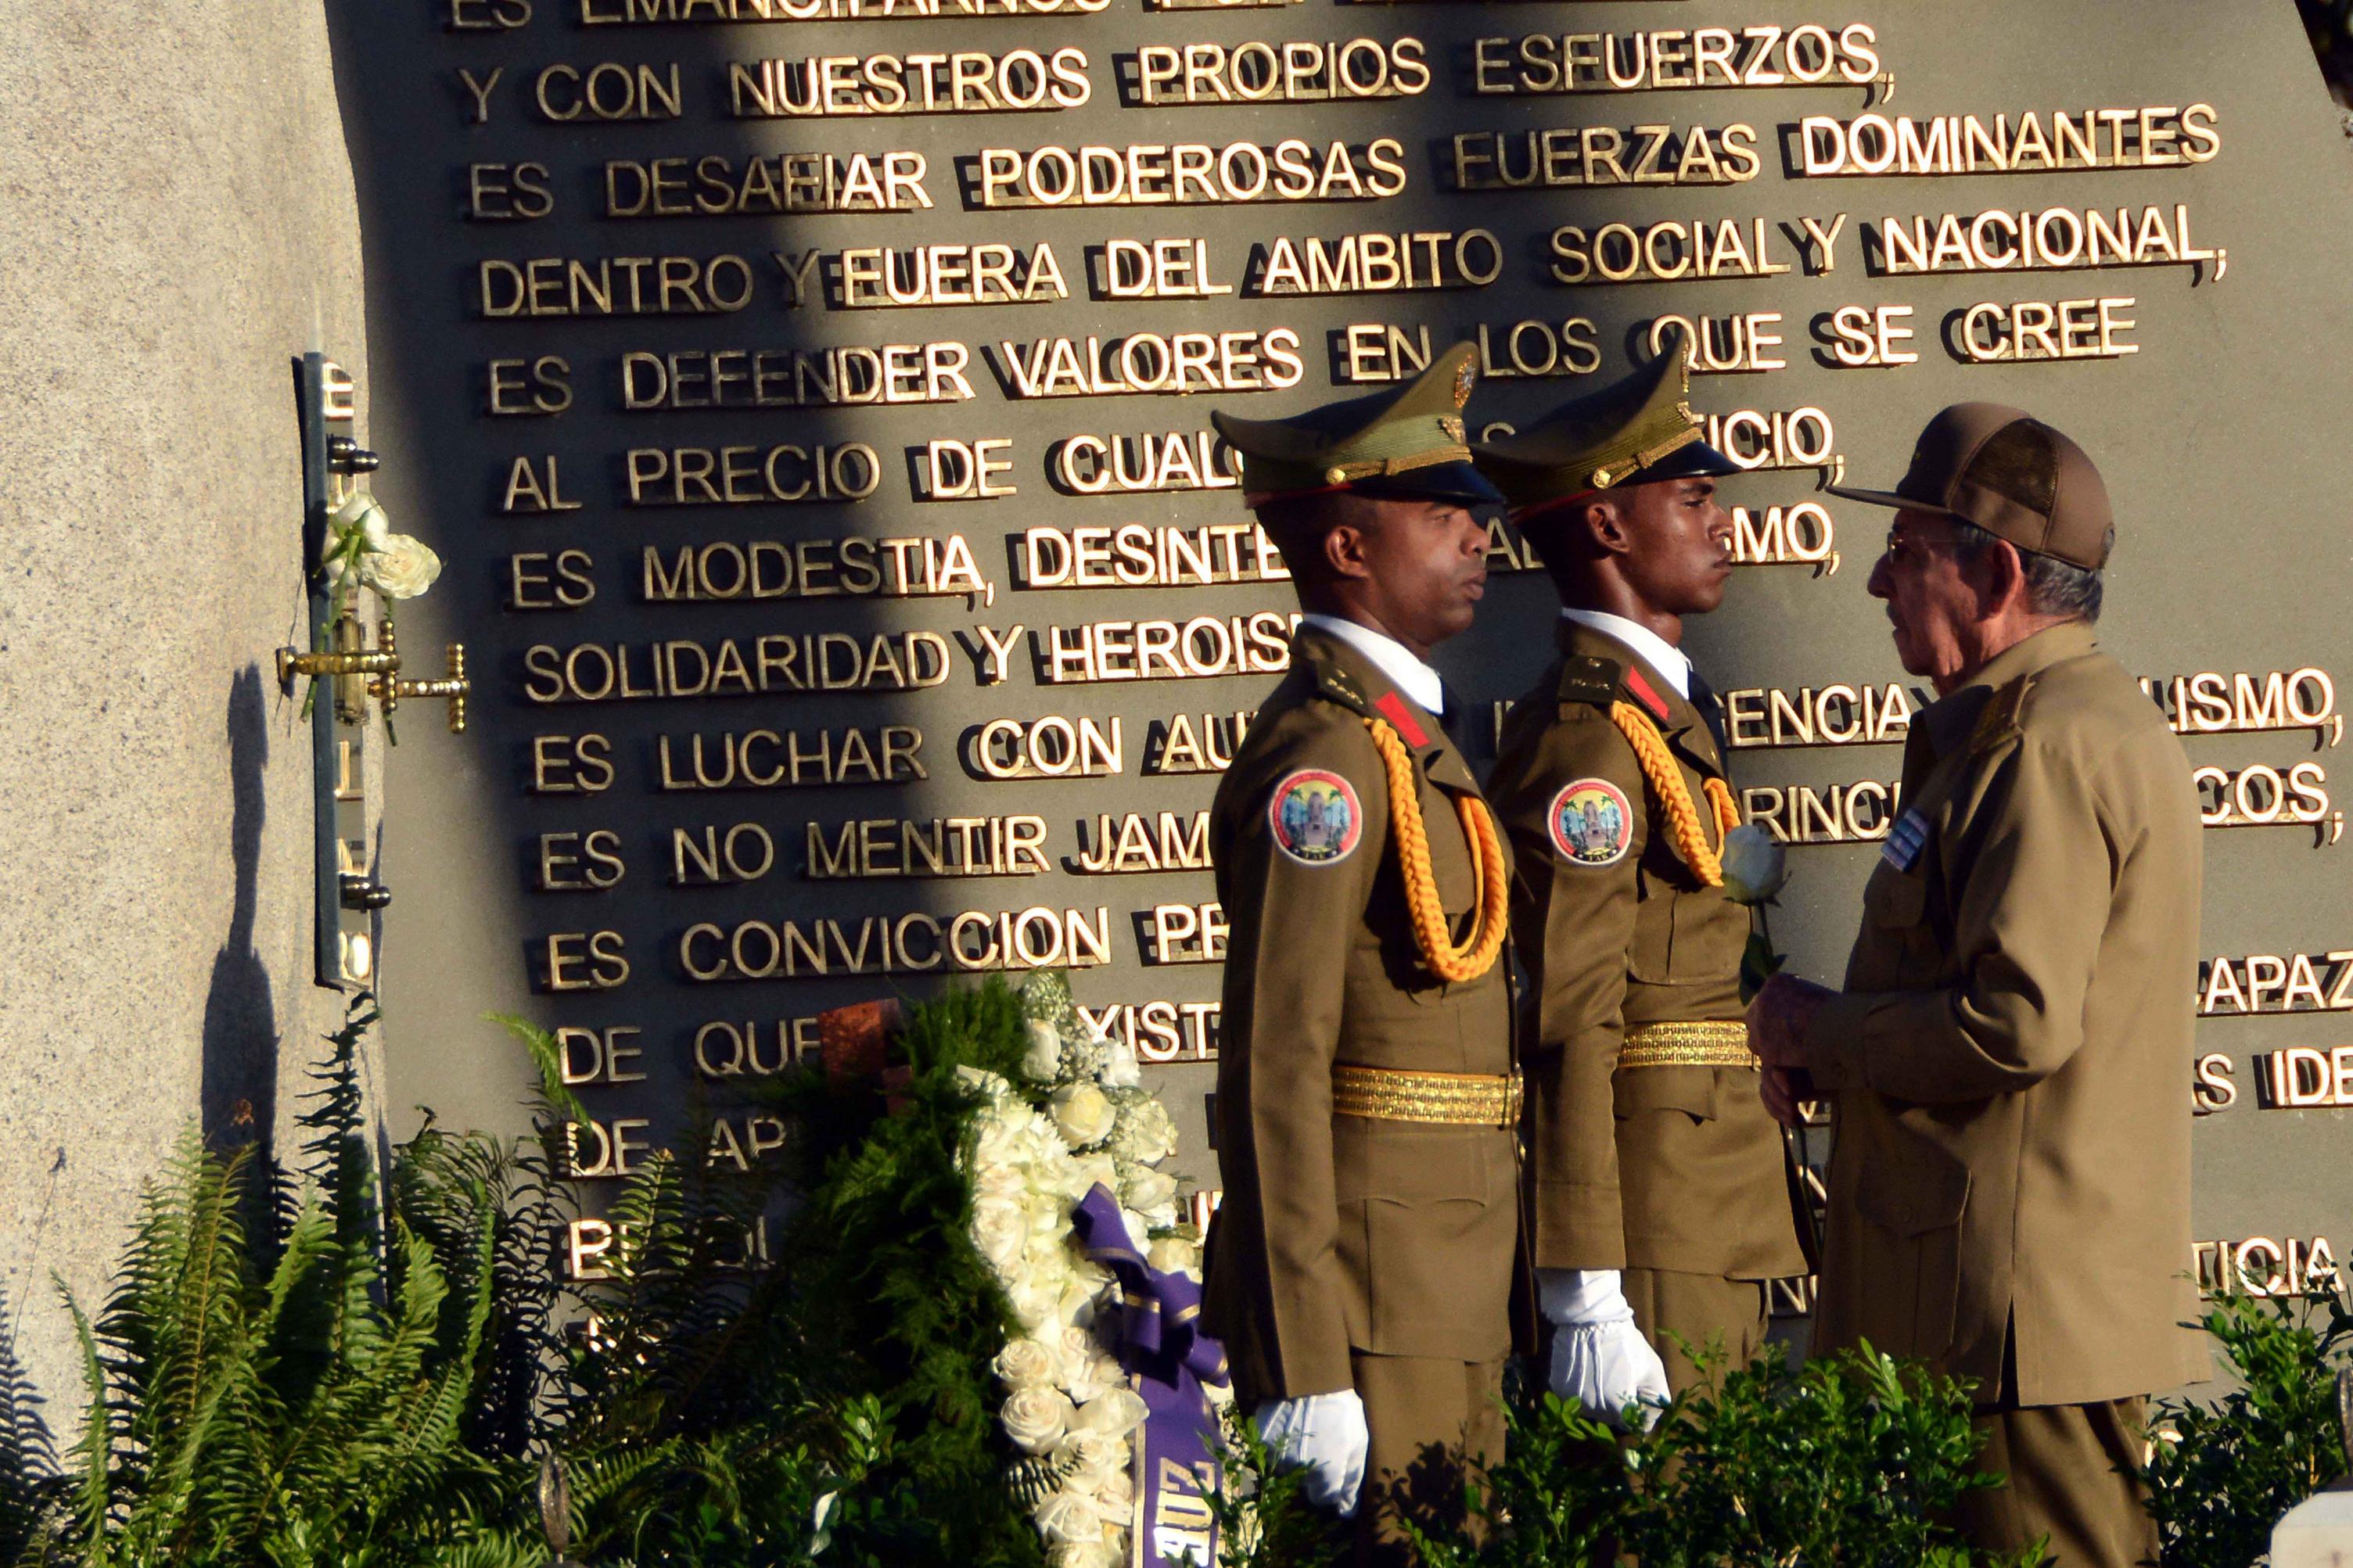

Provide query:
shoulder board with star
left=1556, top=655, right=1622, bottom=713
left=1559, top=655, right=1673, bottom=727
left=1312, top=662, right=1373, bottom=716
left=1311, top=662, right=1436, bottom=749
left=1970, top=673, right=2034, bottom=754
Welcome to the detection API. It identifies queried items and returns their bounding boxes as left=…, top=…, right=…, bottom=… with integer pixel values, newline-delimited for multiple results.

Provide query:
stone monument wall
left=0, top=0, right=373, bottom=1409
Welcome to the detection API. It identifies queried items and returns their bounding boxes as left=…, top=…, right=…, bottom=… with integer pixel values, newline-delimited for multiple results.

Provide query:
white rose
left=1022, top=1191, right=1073, bottom=1242
left=1110, top=1100, right=1179, bottom=1166
left=975, top=1162, right=1027, bottom=1201
left=1097, top=1023, right=1142, bottom=1090
left=1009, top=1272, right=1069, bottom=1333
left=1022, top=1019, right=1065, bottom=1082
left=1120, top=1208, right=1153, bottom=1250
left=972, top=1197, right=1029, bottom=1272
left=1048, top=1544, right=1120, bottom=1568
left=1064, top=1348, right=1126, bottom=1404
left=1719, top=823, right=1789, bottom=906
left=1033, top=1487, right=1104, bottom=1545
left=958, top=1064, right=1012, bottom=1102
left=1148, top=1236, right=1201, bottom=1279
left=1094, top=1465, right=1137, bottom=1513
left=973, top=1109, right=1028, bottom=1170
left=1069, top=1152, right=1119, bottom=1202
left=1054, top=1429, right=1130, bottom=1489
left=1051, top=1084, right=1117, bottom=1149
left=329, top=490, right=391, bottom=554
left=993, top=1337, right=1062, bottom=1390
left=362, top=532, right=442, bottom=600
left=1121, top=1166, right=1177, bottom=1215
left=1054, top=1273, right=1113, bottom=1333
left=1056, top=1324, right=1122, bottom=1397
left=1071, top=1387, right=1148, bottom=1440
left=1000, top=1387, right=1076, bottom=1455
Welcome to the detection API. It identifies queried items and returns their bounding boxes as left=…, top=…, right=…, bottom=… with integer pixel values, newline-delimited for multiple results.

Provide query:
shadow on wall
left=199, top=664, right=279, bottom=1158
left=309, top=3, right=1611, bottom=1159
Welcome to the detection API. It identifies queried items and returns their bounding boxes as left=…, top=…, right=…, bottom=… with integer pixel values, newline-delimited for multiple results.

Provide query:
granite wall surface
left=0, top=0, right=373, bottom=1419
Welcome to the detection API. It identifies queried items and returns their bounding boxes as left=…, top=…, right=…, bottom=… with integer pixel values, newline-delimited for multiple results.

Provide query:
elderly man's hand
left=1759, top=1064, right=1815, bottom=1128
left=1748, top=974, right=1836, bottom=1126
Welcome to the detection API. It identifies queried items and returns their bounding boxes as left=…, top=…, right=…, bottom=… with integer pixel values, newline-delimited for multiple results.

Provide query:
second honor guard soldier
left=1476, top=338, right=1808, bottom=1407
left=1199, top=345, right=1525, bottom=1563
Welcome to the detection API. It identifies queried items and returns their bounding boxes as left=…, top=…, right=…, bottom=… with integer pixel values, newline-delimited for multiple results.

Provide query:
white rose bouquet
left=965, top=971, right=1209, bottom=1561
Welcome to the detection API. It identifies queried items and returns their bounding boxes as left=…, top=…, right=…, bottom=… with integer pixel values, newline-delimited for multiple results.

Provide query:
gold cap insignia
left=1453, top=358, right=1476, bottom=408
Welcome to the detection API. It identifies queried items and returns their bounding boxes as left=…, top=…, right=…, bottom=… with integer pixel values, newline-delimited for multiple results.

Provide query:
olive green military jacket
left=1802, top=622, right=2208, bottom=1405
left=1202, top=625, right=1524, bottom=1403
left=1487, top=620, right=1807, bottom=1283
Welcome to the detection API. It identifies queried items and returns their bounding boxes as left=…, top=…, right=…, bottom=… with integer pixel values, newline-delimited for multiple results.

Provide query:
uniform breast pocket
left=1852, top=1154, right=1970, bottom=1361
left=1626, top=877, right=1747, bottom=986
left=1858, top=867, right=1935, bottom=989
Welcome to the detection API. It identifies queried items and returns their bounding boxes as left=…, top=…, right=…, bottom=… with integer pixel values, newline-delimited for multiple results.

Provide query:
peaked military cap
left=1472, top=326, right=1739, bottom=522
left=1212, top=342, right=1503, bottom=509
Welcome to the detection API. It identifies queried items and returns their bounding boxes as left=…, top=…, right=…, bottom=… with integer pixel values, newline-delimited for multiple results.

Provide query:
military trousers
left=1352, top=1351, right=1505, bottom=1568
left=1959, top=1397, right=2157, bottom=1568
left=1622, top=1268, right=1769, bottom=1395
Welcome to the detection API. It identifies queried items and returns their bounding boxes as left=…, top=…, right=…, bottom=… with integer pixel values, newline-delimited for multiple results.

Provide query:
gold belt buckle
left=1617, top=1020, right=1758, bottom=1071
left=1331, top=1065, right=1524, bottom=1126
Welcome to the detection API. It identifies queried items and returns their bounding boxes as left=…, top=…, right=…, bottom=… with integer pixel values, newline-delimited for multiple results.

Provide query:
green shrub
left=0, top=988, right=1047, bottom=1568
left=6, top=988, right=2352, bottom=1568
left=2146, top=1289, right=2353, bottom=1568
left=1306, top=1344, right=2041, bottom=1568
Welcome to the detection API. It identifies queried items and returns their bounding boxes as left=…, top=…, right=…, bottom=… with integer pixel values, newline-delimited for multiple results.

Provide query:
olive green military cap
left=1212, top=342, right=1503, bottom=509
left=1471, top=327, right=1739, bottom=522
left=1828, top=402, right=2114, bottom=569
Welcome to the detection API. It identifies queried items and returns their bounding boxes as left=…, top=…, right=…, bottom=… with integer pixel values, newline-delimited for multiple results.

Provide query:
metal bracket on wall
left=289, top=353, right=375, bottom=991
left=278, top=353, right=468, bottom=990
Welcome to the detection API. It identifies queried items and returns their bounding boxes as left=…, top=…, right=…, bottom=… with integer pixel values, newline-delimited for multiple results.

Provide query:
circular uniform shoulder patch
left=1269, top=768, right=1363, bottom=866
left=1549, top=778, right=1633, bottom=867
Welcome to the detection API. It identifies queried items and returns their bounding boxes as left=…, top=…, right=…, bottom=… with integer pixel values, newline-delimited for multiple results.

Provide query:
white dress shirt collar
left=1558, top=608, right=1692, bottom=700
left=1300, top=613, right=1447, bottom=716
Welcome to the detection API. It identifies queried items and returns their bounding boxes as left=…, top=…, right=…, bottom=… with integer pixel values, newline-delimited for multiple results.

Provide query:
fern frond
left=58, top=1295, right=113, bottom=1568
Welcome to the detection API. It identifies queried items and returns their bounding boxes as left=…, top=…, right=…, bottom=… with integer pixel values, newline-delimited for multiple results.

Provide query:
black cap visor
left=1349, top=460, right=1504, bottom=508
left=1626, top=440, right=1744, bottom=486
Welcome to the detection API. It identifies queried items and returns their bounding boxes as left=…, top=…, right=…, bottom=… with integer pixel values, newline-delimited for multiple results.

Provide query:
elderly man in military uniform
left=1200, top=344, right=1525, bottom=1563
left=1748, top=404, right=2206, bottom=1568
left=1475, top=338, right=1808, bottom=1412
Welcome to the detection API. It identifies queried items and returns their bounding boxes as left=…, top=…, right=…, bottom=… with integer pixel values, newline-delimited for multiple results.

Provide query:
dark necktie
left=1438, top=680, right=1471, bottom=750
left=1687, top=666, right=1730, bottom=760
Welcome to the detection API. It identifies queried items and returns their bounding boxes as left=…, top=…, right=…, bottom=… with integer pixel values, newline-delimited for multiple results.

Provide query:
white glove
left=1538, top=1268, right=1671, bottom=1430
left=1253, top=1389, right=1370, bottom=1516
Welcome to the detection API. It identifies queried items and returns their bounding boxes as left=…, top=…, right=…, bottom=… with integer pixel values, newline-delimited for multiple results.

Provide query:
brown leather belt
left=1618, top=1020, right=1758, bottom=1071
left=1331, top=1065, right=1524, bottom=1127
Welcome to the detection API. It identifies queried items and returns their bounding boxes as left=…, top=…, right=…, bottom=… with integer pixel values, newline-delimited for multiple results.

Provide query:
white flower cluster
left=323, top=491, right=442, bottom=604
left=965, top=973, right=1211, bottom=1565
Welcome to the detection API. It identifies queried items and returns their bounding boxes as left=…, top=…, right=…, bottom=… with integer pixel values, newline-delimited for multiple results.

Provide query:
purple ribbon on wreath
left=1072, top=1183, right=1229, bottom=1568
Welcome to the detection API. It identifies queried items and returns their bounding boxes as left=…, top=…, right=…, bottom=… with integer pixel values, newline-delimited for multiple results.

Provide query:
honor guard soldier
left=1475, top=335, right=1809, bottom=1412
left=1199, top=344, right=1526, bottom=1563
left=1748, top=405, right=2205, bottom=1568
